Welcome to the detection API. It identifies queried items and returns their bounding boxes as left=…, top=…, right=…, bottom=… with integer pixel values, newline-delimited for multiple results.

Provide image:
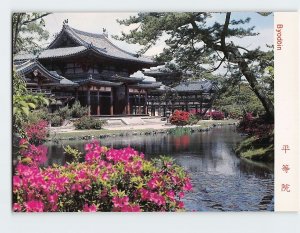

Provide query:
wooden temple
left=144, top=68, right=218, bottom=117
left=14, top=24, right=217, bottom=117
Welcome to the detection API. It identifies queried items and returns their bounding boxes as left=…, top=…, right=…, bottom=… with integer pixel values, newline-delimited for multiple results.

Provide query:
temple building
left=144, top=67, right=218, bottom=116
left=13, top=24, right=217, bottom=117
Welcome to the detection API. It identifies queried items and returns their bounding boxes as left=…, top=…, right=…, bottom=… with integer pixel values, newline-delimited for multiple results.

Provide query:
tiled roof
left=15, top=60, right=61, bottom=82
left=14, top=46, right=87, bottom=61
left=15, top=60, right=77, bottom=86
left=39, top=46, right=87, bottom=59
left=129, top=82, right=162, bottom=89
left=106, top=75, right=144, bottom=83
left=174, top=80, right=217, bottom=93
left=46, top=25, right=155, bottom=64
left=13, top=53, right=35, bottom=61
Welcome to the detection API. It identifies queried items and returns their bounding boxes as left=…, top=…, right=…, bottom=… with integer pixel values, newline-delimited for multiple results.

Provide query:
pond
left=44, top=125, right=274, bottom=212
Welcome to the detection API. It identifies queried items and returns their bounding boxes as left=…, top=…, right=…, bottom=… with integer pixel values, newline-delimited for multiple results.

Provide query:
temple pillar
left=126, top=85, right=130, bottom=114
left=97, top=90, right=100, bottom=116
left=195, top=94, right=198, bottom=113
left=171, top=101, right=175, bottom=113
left=200, top=93, right=203, bottom=115
left=138, top=91, right=141, bottom=114
left=144, top=91, right=148, bottom=115
left=75, top=89, right=79, bottom=100
left=110, top=90, right=114, bottom=115
left=87, top=89, right=91, bottom=116
left=158, top=96, right=161, bottom=116
left=185, top=94, right=188, bottom=112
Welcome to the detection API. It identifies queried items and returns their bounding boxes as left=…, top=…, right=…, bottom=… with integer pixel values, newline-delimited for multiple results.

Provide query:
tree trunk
left=232, top=48, right=274, bottom=120
left=192, top=12, right=274, bottom=120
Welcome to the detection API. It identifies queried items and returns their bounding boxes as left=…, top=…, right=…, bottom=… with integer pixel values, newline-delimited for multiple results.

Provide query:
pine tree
left=115, top=12, right=274, bottom=120
left=12, top=13, right=51, bottom=54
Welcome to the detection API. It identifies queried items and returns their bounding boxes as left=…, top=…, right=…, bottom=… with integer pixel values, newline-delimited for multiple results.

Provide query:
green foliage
left=50, top=114, right=63, bottom=127
left=12, top=70, right=49, bottom=136
left=115, top=12, right=274, bottom=118
left=63, top=145, right=82, bottom=163
left=214, top=83, right=265, bottom=118
left=187, top=114, right=199, bottom=125
left=49, top=101, right=88, bottom=127
left=12, top=13, right=50, bottom=54
left=235, top=133, right=274, bottom=162
left=57, top=105, right=72, bottom=120
left=70, top=100, right=89, bottom=118
left=28, top=108, right=51, bottom=124
left=74, top=116, right=106, bottom=130
left=168, top=127, right=192, bottom=136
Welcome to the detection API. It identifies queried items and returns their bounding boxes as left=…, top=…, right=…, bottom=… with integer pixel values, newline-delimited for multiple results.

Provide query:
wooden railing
left=27, top=88, right=52, bottom=95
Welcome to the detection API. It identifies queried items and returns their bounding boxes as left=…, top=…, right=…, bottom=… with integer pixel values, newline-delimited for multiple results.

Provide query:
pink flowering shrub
left=237, top=113, right=273, bottom=137
left=204, top=111, right=225, bottom=120
left=13, top=140, right=192, bottom=212
left=25, top=120, right=49, bottom=145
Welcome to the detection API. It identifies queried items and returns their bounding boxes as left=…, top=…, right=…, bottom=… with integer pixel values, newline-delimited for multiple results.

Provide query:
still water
left=45, top=126, right=274, bottom=211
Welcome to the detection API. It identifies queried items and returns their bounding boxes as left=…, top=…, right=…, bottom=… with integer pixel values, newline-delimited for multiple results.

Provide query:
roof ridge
left=100, top=35, right=138, bottom=57
left=69, top=26, right=106, bottom=39
left=68, top=25, right=139, bottom=57
left=44, top=45, right=85, bottom=51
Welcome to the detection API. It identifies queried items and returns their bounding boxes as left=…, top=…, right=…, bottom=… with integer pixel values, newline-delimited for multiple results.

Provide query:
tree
left=114, top=12, right=274, bottom=120
left=12, top=13, right=50, bottom=54
left=214, top=83, right=265, bottom=118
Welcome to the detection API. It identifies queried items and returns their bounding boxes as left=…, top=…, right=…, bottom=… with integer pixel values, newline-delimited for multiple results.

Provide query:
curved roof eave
left=15, top=60, right=62, bottom=82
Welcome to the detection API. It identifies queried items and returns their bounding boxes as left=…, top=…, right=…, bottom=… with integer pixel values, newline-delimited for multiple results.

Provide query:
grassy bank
left=235, top=133, right=274, bottom=162
left=48, top=119, right=237, bottom=141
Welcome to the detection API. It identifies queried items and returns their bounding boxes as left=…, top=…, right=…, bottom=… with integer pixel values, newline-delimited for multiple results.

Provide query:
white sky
left=43, top=12, right=274, bottom=57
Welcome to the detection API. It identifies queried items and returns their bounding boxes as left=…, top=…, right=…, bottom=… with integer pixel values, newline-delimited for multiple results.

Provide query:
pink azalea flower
left=84, top=143, right=93, bottom=151
left=177, top=201, right=185, bottom=209
left=183, top=179, right=193, bottom=191
left=120, top=204, right=141, bottom=212
left=48, top=193, right=58, bottom=204
left=140, top=188, right=150, bottom=200
left=13, top=203, right=22, bottom=212
left=149, top=192, right=166, bottom=206
left=24, top=200, right=44, bottom=212
left=19, top=138, right=28, bottom=146
left=83, top=203, right=97, bottom=212
left=13, top=176, right=22, bottom=189
left=112, top=196, right=129, bottom=208
left=166, top=190, right=175, bottom=200
left=101, top=171, right=109, bottom=181
left=178, top=192, right=185, bottom=199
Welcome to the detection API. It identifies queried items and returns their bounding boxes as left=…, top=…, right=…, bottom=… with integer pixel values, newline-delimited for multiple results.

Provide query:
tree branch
left=221, top=12, right=231, bottom=59
left=22, top=13, right=51, bottom=25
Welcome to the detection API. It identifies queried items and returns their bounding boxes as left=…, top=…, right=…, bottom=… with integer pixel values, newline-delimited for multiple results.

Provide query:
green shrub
left=187, top=114, right=199, bottom=125
left=74, top=116, right=105, bottom=130
left=51, top=114, right=63, bottom=127
left=70, top=100, right=88, bottom=118
left=168, top=127, right=192, bottom=136
left=28, top=108, right=51, bottom=124
left=57, top=105, right=72, bottom=120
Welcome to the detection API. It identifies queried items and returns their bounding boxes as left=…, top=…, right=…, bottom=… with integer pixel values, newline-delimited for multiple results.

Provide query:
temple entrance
left=113, top=86, right=126, bottom=115
left=100, top=92, right=111, bottom=115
